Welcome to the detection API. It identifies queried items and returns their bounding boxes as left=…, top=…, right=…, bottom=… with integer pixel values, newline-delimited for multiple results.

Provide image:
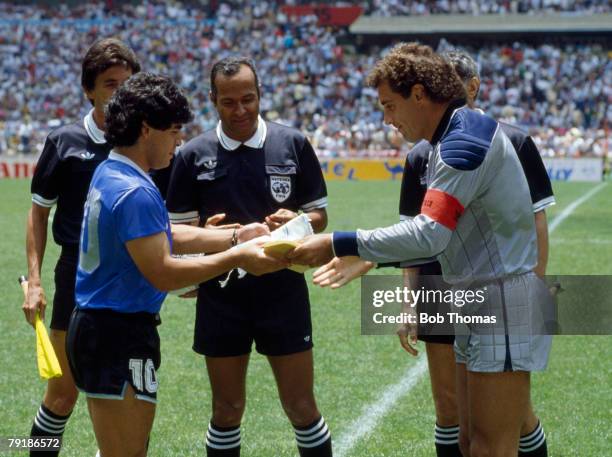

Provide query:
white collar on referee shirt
left=216, top=115, right=267, bottom=150
left=108, top=151, right=155, bottom=185
left=83, top=108, right=106, bottom=144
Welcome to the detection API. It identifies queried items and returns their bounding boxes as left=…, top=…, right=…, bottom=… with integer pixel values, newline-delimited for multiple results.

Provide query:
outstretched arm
left=170, top=223, right=269, bottom=255
left=127, top=231, right=287, bottom=292
left=312, top=256, right=375, bottom=289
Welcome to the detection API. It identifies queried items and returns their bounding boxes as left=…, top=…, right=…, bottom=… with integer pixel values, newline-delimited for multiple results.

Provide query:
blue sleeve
left=113, top=187, right=168, bottom=243
left=332, top=231, right=359, bottom=257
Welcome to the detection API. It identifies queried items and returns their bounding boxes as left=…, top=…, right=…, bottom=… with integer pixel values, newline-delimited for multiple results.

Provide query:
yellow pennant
left=35, top=313, right=63, bottom=379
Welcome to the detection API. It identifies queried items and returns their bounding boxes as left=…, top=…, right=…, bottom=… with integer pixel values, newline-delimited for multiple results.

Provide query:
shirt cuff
left=32, top=194, right=58, bottom=208
left=168, top=211, right=199, bottom=224
left=532, top=196, right=556, bottom=213
left=332, top=231, right=359, bottom=257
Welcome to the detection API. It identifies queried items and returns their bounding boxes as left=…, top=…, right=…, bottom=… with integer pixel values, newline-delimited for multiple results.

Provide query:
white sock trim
left=297, top=431, right=331, bottom=449
left=294, top=416, right=325, bottom=436
left=519, top=430, right=546, bottom=452
left=296, top=423, right=329, bottom=445
left=34, top=416, right=65, bottom=434
left=206, top=423, right=241, bottom=450
left=38, top=408, right=68, bottom=425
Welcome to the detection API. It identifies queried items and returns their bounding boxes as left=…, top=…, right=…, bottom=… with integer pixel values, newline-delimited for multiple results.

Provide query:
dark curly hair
left=210, top=56, right=260, bottom=101
left=81, top=37, right=141, bottom=105
left=104, top=73, right=193, bottom=147
left=366, top=42, right=466, bottom=103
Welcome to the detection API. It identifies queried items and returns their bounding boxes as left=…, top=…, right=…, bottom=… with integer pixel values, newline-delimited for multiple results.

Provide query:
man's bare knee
left=212, top=398, right=245, bottom=426
left=281, top=396, right=319, bottom=426
left=44, top=387, right=78, bottom=416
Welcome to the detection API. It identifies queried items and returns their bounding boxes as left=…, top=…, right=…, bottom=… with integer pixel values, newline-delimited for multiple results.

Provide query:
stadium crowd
left=365, top=0, right=612, bottom=16
left=0, top=0, right=610, bottom=158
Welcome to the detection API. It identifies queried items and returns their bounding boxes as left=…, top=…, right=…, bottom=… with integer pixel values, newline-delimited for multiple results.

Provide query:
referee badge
left=270, top=176, right=291, bottom=203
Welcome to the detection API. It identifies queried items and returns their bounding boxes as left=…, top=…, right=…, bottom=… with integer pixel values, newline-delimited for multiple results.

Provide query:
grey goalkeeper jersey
left=333, top=103, right=537, bottom=284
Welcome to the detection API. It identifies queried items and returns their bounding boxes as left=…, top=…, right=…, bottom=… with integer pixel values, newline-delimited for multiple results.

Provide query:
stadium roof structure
left=350, top=13, right=612, bottom=37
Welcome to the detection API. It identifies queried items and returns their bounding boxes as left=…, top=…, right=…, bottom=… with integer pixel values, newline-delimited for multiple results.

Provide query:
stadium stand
left=0, top=1, right=609, bottom=158
left=364, top=0, right=612, bottom=16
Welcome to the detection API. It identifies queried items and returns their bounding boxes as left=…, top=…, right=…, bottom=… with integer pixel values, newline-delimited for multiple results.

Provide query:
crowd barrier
left=0, top=157, right=604, bottom=182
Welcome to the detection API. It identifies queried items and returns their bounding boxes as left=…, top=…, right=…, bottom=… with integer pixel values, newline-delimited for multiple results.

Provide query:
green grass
left=0, top=179, right=610, bottom=456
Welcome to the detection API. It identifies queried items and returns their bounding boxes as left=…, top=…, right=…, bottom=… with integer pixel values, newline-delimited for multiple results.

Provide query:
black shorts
left=416, top=274, right=455, bottom=345
left=66, top=308, right=161, bottom=403
left=50, top=246, right=79, bottom=331
left=194, top=270, right=313, bottom=357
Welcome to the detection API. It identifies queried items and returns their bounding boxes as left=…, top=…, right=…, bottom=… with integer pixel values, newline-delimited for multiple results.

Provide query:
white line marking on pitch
left=333, top=182, right=607, bottom=457
left=552, top=238, right=612, bottom=245
left=548, top=182, right=606, bottom=234
left=335, top=357, right=428, bottom=457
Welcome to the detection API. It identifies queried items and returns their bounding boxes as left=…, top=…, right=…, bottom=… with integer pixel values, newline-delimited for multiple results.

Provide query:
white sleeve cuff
left=32, top=194, right=58, bottom=208
left=532, top=196, right=556, bottom=213
left=301, top=197, right=328, bottom=212
left=168, top=211, right=199, bottom=223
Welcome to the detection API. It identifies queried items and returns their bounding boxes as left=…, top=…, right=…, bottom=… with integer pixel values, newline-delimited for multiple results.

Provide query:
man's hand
left=313, top=256, right=375, bottom=288
left=397, top=309, right=419, bottom=357
left=237, top=223, right=270, bottom=243
left=237, top=241, right=290, bottom=276
left=398, top=267, right=420, bottom=356
left=265, top=208, right=298, bottom=231
left=286, top=234, right=334, bottom=267
left=205, top=213, right=242, bottom=230
left=23, top=281, right=46, bottom=327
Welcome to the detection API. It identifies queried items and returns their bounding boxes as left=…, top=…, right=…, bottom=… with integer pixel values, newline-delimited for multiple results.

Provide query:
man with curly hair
left=66, top=72, right=285, bottom=457
left=393, top=49, right=552, bottom=457
left=289, top=42, right=552, bottom=457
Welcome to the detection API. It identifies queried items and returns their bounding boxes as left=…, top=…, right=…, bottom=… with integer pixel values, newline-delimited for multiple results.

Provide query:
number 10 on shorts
left=129, top=359, right=158, bottom=394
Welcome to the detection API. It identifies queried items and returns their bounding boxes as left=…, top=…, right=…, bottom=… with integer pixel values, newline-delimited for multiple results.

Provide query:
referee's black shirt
left=31, top=117, right=111, bottom=249
left=166, top=120, right=327, bottom=227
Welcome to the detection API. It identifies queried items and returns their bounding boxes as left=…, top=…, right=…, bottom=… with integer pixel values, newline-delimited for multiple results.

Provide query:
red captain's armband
left=420, top=189, right=464, bottom=230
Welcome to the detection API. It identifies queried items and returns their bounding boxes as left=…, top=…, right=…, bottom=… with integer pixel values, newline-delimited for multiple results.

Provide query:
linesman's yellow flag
left=35, top=313, right=62, bottom=379
left=19, top=276, right=63, bottom=379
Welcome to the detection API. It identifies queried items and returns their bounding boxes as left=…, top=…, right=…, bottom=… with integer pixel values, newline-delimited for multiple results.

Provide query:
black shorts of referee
left=416, top=263, right=455, bottom=345
left=194, top=269, right=313, bottom=357
left=66, top=308, right=161, bottom=403
left=50, top=245, right=80, bottom=331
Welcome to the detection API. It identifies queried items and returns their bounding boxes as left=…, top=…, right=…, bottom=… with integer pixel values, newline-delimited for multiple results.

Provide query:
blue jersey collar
left=430, top=98, right=467, bottom=146
left=108, top=151, right=155, bottom=185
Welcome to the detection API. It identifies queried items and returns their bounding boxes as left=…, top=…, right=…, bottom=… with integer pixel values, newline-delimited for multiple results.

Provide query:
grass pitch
left=0, top=179, right=610, bottom=456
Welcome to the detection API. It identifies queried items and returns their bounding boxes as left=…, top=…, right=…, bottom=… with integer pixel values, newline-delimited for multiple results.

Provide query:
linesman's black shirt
left=31, top=117, right=111, bottom=248
left=499, top=121, right=555, bottom=211
left=166, top=120, right=328, bottom=226
left=397, top=123, right=555, bottom=272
